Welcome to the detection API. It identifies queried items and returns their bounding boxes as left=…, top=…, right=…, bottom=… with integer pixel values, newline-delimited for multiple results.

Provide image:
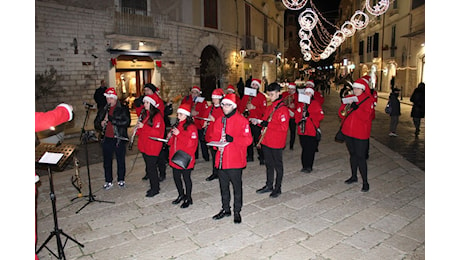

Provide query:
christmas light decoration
left=350, top=10, right=369, bottom=30
left=282, top=0, right=309, bottom=10
left=298, top=9, right=318, bottom=31
left=366, top=0, right=390, bottom=16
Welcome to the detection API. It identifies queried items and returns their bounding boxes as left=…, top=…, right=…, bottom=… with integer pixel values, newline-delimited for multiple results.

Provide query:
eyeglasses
left=221, top=103, right=233, bottom=107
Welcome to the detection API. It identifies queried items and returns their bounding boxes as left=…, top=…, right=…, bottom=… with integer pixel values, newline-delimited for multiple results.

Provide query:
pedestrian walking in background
left=93, top=79, right=107, bottom=110
left=387, top=88, right=401, bottom=137
left=410, top=82, right=425, bottom=137
left=281, top=83, right=298, bottom=150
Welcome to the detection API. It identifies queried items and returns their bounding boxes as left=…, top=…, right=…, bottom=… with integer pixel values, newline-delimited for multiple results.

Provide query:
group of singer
left=93, top=74, right=376, bottom=224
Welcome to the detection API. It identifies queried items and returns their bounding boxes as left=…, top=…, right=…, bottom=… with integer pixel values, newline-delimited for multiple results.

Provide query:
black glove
left=304, top=111, right=310, bottom=117
left=133, top=97, right=143, bottom=108
left=350, top=102, right=359, bottom=110
left=260, top=120, right=268, bottom=127
left=225, top=134, right=234, bottom=142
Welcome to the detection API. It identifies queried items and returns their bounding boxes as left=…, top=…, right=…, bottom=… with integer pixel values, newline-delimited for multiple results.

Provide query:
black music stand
left=73, top=103, right=114, bottom=214
left=36, top=152, right=84, bottom=259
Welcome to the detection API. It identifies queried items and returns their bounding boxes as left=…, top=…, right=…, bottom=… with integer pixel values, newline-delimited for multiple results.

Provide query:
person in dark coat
left=236, top=77, right=245, bottom=98
left=388, top=88, right=401, bottom=137
left=410, top=82, right=425, bottom=136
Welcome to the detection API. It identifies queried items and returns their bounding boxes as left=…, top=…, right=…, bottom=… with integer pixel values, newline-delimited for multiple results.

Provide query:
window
left=412, top=0, right=424, bottom=9
left=391, top=25, right=396, bottom=57
left=204, top=0, right=218, bottom=29
left=121, top=0, right=147, bottom=15
left=373, top=33, right=379, bottom=57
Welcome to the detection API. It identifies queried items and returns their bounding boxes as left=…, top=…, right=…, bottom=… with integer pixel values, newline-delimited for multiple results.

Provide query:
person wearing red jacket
left=306, top=80, right=325, bottom=106
left=238, top=79, right=267, bottom=164
left=203, top=88, right=225, bottom=181
left=136, top=94, right=165, bottom=197
left=294, top=86, right=324, bottom=173
left=338, top=78, right=374, bottom=192
left=207, top=93, right=252, bottom=223
left=167, top=103, right=199, bottom=208
left=253, top=82, right=289, bottom=198
left=35, top=103, right=73, bottom=260
left=281, top=83, right=299, bottom=150
left=226, top=84, right=240, bottom=107
left=181, top=85, right=210, bottom=161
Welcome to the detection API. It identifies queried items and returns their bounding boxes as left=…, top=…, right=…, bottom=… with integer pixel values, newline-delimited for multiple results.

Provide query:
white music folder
left=38, top=152, right=64, bottom=165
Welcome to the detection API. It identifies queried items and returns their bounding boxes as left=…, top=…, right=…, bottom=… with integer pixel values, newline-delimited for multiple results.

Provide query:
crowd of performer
left=90, top=73, right=378, bottom=224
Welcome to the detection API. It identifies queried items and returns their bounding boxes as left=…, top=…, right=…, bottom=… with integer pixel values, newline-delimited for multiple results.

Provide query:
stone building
left=35, top=0, right=286, bottom=134
left=335, top=0, right=425, bottom=96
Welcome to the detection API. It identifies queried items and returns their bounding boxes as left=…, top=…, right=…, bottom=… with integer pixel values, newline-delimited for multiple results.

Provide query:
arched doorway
left=200, top=46, right=222, bottom=101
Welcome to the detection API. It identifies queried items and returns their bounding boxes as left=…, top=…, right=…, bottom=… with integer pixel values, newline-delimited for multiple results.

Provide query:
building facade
left=35, top=0, right=286, bottom=133
left=335, top=0, right=425, bottom=96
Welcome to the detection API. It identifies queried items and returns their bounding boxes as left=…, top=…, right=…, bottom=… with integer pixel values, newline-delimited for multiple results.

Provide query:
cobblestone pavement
left=36, top=91, right=425, bottom=259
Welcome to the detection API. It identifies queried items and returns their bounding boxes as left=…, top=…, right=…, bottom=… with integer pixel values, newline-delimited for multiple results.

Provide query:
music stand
left=73, top=103, right=114, bottom=214
left=36, top=152, right=84, bottom=259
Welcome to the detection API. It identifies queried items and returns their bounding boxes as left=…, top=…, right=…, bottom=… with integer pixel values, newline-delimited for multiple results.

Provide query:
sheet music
left=298, top=93, right=311, bottom=104
left=206, top=141, right=230, bottom=148
left=342, top=96, right=359, bottom=104
left=244, top=87, right=257, bottom=97
left=195, top=97, right=205, bottom=103
left=38, top=152, right=64, bottom=165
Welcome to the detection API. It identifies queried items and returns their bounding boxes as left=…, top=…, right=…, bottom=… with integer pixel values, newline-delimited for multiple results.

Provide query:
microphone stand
left=72, top=104, right=114, bottom=214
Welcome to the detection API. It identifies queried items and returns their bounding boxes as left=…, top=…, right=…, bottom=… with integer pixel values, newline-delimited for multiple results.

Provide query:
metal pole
left=379, top=13, right=385, bottom=92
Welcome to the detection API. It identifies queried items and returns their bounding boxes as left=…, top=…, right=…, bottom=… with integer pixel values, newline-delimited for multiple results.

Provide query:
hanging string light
left=366, top=0, right=390, bottom=16
left=282, top=0, right=309, bottom=10
left=350, top=10, right=369, bottom=30
left=298, top=8, right=318, bottom=31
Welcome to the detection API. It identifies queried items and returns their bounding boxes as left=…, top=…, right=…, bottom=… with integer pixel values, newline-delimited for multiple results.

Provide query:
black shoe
left=180, top=197, right=193, bottom=208
left=344, top=177, right=358, bottom=184
left=234, top=212, right=242, bottom=224
left=172, top=195, right=184, bottom=205
left=289, top=146, right=294, bottom=150
left=146, top=190, right=159, bottom=197
left=247, top=157, right=254, bottom=162
left=205, top=174, right=218, bottom=181
left=301, top=168, right=312, bottom=173
left=269, top=189, right=281, bottom=198
left=142, top=175, right=148, bottom=181
left=256, top=185, right=273, bottom=194
left=212, top=209, right=231, bottom=220
left=259, top=160, right=265, bottom=165
left=204, top=158, right=210, bottom=162
left=361, top=183, right=369, bottom=192
left=159, top=175, right=165, bottom=182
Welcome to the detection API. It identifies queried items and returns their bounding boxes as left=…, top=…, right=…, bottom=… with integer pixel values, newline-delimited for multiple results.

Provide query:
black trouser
left=196, top=129, right=210, bottom=160
left=413, top=117, right=421, bottom=133
left=344, top=136, right=369, bottom=184
left=158, top=145, right=168, bottom=178
left=102, top=138, right=126, bottom=183
left=210, top=148, right=218, bottom=177
left=142, top=153, right=160, bottom=193
left=299, top=135, right=318, bottom=169
left=289, top=118, right=296, bottom=149
left=261, top=145, right=283, bottom=190
left=218, top=168, right=243, bottom=213
left=390, top=115, right=399, bottom=133
left=248, top=124, right=264, bottom=161
left=173, top=168, right=192, bottom=198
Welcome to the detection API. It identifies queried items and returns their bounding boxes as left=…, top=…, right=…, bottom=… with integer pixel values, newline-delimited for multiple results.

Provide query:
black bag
left=385, top=100, right=392, bottom=114
left=335, top=130, right=346, bottom=143
left=171, top=150, right=192, bottom=169
left=315, top=128, right=322, bottom=141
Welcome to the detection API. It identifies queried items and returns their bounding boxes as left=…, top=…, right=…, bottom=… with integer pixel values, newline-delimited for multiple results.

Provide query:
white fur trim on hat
left=177, top=108, right=191, bottom=116
left=212, top=95, right=223, bottom=99
left=305, top=81, right=315, bottom=87
left=221, top=98, right=237, bottom=109
left=57, top=103, right=73, bottom=121
left=104, top=93, right=118, bottom=99
left=305, top=87, right=315, bottom=94
left=143, top=96, right=159, bottom=108
left=288, top=83, right=296, bottom=89
left=352, top=82, right=366, bottom=90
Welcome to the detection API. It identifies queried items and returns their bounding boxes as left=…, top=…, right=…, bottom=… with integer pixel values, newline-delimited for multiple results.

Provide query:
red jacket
left=35, top=104, right=73, bottom=132
left=181, top=95, right=208, bottom=130
left=167, top=120, right=199, bottom=169
left=204, top=105, right=224, bottom=142
left=338, top=93, right=374, bottom=140
left=281, top=91, right=298, bottom=118
left=294, top=99, right=324, bottom=136
left=260, top=99, right=290, bottom=149
left=370, top=89, right=378, bottom=121
left=135, top=93, right=165, bottom=117
left=136, top=111, right=165, bottom=156
left=207, top=110, right=253, bottom=169
left=314, top=91, right=324, bottom=105
left=238, top=91, right=267, bottom=119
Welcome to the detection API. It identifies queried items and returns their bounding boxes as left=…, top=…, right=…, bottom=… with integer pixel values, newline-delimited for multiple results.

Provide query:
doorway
left=200, top=45, right=222, bottom=101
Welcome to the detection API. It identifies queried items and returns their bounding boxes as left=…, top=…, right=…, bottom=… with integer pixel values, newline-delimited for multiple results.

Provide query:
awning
left=401, top=28, right=425, bottom=38
left=107, top=48, right=162, bottom=57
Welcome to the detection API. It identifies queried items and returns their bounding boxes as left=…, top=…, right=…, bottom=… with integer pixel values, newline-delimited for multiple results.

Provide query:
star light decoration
left=280, top=0, right=391, bottom=61
left=282, top=0, right=309, bottom=10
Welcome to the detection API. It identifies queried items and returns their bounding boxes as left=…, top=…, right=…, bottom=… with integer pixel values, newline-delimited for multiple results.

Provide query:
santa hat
left=251, top=79, right=262, bottom=88
left=361, top=75, right=371, bottom=85
left=177, top=103, right=191, bottom=116
left=288, top=83, right=296, bottom=89
left=352, top=78, right=367, bottom=90
left=104, top=88, right=118, bottom=99
left=144, top=83, right=158, bottom=93
left=211, top=88, right=225, bottom=99
left=226, top=84, right=236, bottom=93
left=305, top=80, right=315, bottom=88
left=143, top=94, right=159, bottom=108
left=221, top=93, right=237, bottom=109
left=191, top=85, right=202, bottom=94
left=305, top=87, right=315, bottom=95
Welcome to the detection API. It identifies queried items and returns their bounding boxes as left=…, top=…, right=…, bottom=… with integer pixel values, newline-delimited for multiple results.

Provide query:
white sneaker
left=118, top=181, right=125, bottom=188
left=103, top=182, right=113, bottom=190
left=388, top=132, right=398, bottom=137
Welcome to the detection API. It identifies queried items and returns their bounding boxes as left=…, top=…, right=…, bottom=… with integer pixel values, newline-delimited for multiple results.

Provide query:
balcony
left=112, top=8, right=165, bottom=38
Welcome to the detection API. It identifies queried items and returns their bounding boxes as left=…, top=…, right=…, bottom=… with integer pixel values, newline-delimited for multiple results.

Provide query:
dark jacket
left=388, top=93, right=401, bottom=116
left=410, top=84, right=425, bottom=118
left=93, top=86, right=107, bottom=110
left=94, top=101, right=131, bottom=139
